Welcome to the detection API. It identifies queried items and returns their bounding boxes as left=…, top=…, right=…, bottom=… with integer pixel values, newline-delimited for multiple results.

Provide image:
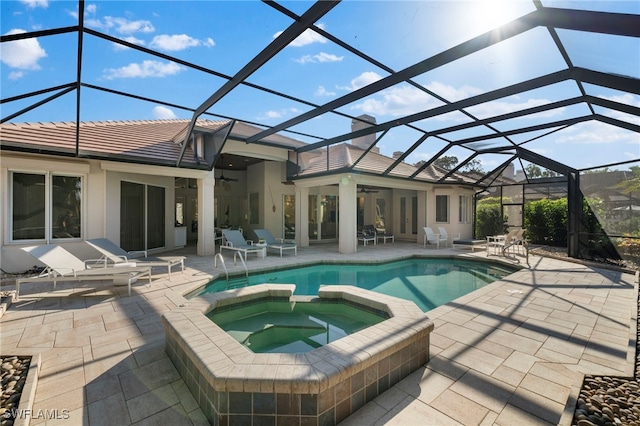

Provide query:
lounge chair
left=365, top=224, right=394, bottom=244
left=85, top=238, right=185, bottom=280
left=16, top=244, right=152, bottom=299
left=357, top=228, right=376, bottom=246
left=221, top=229, right=265, bottom=259
left=452, top=238, right=486, bottom=252
left=438, top=227, right=460, bottom=249
left=423, top=227, right=446, bottom=249
left=512, top=228, right=526, bottom=253
left=486, top=229, right=519, bottom=257
left=254, top=229, right=297, bottom=257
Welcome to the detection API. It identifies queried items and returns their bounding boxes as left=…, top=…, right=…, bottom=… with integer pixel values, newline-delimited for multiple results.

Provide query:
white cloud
left=294, top=52, right=343, bottom=64
left=69, top=2, right=96, bottom=19
left=600, top=93, right=640, bottom=108
left=112, top=36, right=145, bottom=51
left=293, top=55, right=314, bottom=65
left=427, top=81, right=483, bottom=102
left=102, top=60, right=185, bottom=79
left=348, top=79, right=563, bottom=121
left=597, top=93, right=640, bottom=126
left=352, top=84, right=438, bottom=117
left=86, top=16, right=154, bottom=34
left=555, top=121, right=640, bottom=146
left=263, top=110, right=283, bottom=119
left=152, top=106, right=177, bottom=119
left=9, top=71, right=25, bottom=80
left=315, top=86, right=336, bottom=97
left=150, top=34, right=214, bottom=51
left=338, top=71, right=383, bottom=91
left=465, top=97, right=561, bottom=120
left=20, top=0, right=47, bottom=8
left=274, top=23, right=326, bottom=47
left=257, top=108, right=300, bottom=121
left=624, top=151, right=640, bottom=160
left=0, top=29, right=47, bottom=70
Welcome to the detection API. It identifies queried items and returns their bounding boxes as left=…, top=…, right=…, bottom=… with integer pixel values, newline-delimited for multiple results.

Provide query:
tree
left=525, top=164, right=542, bottom=178
left=462, top=159, right=483, bottom=173
left=617, top=166, right=640, bottom=195
left=525, top=164, right=558, bottom=178
left=433, top=155, right=458, bottom=170
left=541, top=169, right=559, bottom=178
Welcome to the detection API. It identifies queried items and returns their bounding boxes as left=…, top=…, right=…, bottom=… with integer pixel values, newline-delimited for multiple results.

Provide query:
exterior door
left=397, top=194, right=417, bottom=240
left=120, top=181, right=165, bottom=251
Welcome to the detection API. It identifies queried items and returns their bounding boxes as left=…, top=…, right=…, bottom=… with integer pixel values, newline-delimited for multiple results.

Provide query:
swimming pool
left=194, top=258, right=518, bottom=312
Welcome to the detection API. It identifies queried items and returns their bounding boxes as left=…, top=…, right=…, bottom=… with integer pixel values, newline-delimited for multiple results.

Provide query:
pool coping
left=183, top=254, right=523, bottom=298
left=164, top=284, right=434, bottom=394
left=163, top=284, right=435, bottom=423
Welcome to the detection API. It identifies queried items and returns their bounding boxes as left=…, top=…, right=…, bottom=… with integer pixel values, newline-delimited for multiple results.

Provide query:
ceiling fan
left=216, top=155, right=239, bottom=183
left=359, top=186, right=379, bottom=194
left=217, top=170, right=238, bottom=183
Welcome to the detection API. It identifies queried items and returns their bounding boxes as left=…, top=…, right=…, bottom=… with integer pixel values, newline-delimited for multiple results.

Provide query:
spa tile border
left=163, top=284, right=434, bottom=425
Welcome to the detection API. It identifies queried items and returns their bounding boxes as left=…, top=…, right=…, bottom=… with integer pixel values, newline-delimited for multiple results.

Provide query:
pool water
left=196, top=258, right=517, bottom=312
left=208, top=300, right=389, bottom=353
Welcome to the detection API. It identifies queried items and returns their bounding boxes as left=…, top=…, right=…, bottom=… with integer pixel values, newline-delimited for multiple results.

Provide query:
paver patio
left=1, top=243, right=637, bottom=425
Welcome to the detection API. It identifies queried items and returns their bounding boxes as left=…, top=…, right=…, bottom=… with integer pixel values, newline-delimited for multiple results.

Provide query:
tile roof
left=1, top=119, right=476, bottom=184
left=0, top=119, right=232, bottom=167
left=0, top=119, right=308, bottom=168
left=299, top=143, right=477, bottom=185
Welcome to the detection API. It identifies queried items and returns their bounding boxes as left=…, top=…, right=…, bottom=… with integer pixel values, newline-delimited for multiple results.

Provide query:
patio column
left=197, top=170, right=216, bottom=256
left=339, top=176, right=357, bottom=254
left=296, top=186, right=309, bottom=247
left=417, top=190, right=428, bottom=244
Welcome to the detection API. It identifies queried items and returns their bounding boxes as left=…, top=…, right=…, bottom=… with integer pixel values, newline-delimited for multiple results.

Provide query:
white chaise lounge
left=16, top=244, right=152, bottom=299
left=254, top=229, right=297, bottom=257
left=86, top=238, right=185, bottom=280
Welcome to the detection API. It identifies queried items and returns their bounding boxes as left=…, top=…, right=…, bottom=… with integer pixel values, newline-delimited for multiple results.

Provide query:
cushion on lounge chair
left=86, top=238, right=184, bottom=279
left=16, top=244, right=152, bottom=299
left=254, top=229, right=297, bottom=257
left=221, top=230, right=265, bottom=258
left=452, top=239, right=486, bottom=252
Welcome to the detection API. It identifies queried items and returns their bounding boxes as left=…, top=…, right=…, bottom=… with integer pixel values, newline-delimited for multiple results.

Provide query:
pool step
left=226, top=276, right=250, bottom=289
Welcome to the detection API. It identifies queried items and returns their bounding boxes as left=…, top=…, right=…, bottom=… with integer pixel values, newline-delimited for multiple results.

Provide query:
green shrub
left=475, top=197, right=503, bottom=239
left=524, top=198, right=567, bottom=246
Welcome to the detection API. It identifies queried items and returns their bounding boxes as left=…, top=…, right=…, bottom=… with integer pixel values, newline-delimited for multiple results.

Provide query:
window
left=459, top=195, right=471, bottom=223
left=11, top=172, right=82, bottom=241
left=283, top=194, right=295, bottom=240
left=435, top=195, right=449, bottom=223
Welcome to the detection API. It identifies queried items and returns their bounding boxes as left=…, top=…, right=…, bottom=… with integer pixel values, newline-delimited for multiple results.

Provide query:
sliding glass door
left=121, top=181, right=165, bottom=251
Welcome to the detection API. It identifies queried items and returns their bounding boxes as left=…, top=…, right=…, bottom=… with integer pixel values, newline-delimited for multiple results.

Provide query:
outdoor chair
left=438, top=227, right=460, bottom=249
left=16, top=244, right=152, bottom=299
left=254, top=229, right=297, bottom=257
left=423, top=227, right=446, bottom=249
left=486, top=229, right=519, bottom=257
left=357, top=227, right=377, bottom=246
left=221, top=229, right=266, bottom=259
left=366, top=224, right=394, bottom=244
left=512, top=228, right=527, bottom=254
left=85, top=238, right=185, bottom=280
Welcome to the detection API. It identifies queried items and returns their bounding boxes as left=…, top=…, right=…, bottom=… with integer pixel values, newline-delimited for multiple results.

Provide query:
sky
left=1, top=0, right=639, bottom=173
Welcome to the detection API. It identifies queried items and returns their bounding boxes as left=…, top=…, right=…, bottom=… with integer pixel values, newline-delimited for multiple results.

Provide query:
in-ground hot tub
left=208, top=298, right=389, bottom=354
left=163, top=284, right=434, bottom=425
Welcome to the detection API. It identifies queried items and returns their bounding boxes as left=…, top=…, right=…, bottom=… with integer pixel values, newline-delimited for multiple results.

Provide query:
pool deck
left=0, top=242, right=637, bottom=425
